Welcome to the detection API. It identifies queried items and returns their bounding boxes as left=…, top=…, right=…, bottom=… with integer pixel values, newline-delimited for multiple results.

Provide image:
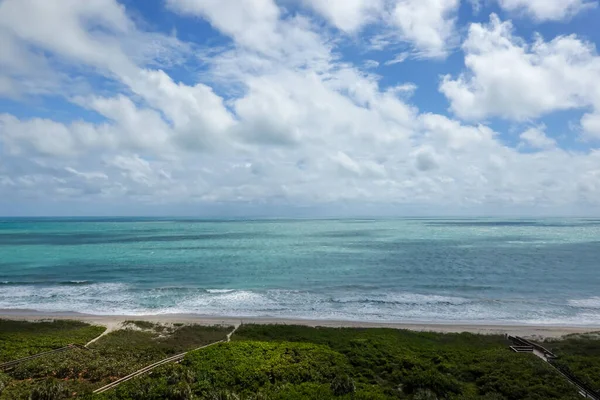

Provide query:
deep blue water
left=1, top=218, right=599, bottom=325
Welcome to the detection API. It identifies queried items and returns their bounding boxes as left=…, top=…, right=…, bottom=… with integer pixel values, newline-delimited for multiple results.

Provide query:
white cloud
left=0, top=0, right=236, bottom=152
left=331, top=151, right=387, bottom=178
left=364, top=60, right=380, bottom=69
left=65, top=167, right=108, bottom=181
left=389, top=0, right=460, bottom=58
left=0, top=114, right=107, bottom=158
left=384, top=52, right=410, bottom=65
left=83, top=95, right=174, bottom=152
left=412, top=146, right=439, bottom=171
left=302, top=0, right=384, bottom=32
left=166, top=0, right=280, bottom=53
left=2, top=0, right=600, bottom=214
left=497, top=0, right=598, bottom=21
left=440, top=14, right=600, bottom=122
left=0, top=0, right=134, bottom=73
left=519, top=127, right=557, bottom=149
left=581, top=113, right=600, bottom=139
left=171, top=0, right=459, bottom=60
left=125, top=70, right=236, bottom=150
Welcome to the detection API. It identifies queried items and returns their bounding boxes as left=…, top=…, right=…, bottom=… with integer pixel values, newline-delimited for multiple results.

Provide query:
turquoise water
left=1, top=218, right=599, bottom=325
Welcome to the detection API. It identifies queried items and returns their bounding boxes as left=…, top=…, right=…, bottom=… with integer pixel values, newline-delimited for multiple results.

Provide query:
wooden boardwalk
left=1, top=324, right=239, bottom=394
left=93, top=324, right=239, bottom=394
left=93, top=340, right=224, bottom=394
left=0, top=344, right=87, bottom=371
left=509, top=336, right=600, bottom=400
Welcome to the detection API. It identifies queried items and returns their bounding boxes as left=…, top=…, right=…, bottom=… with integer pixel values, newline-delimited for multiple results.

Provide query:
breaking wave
left=1, top=282, right=598, bottom=325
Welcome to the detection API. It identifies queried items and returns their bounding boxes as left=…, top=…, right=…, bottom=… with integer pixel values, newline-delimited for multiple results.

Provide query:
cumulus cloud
left=389, top=0, right=460, bottom=58
left=497, top=0, right=597, bottom=21
left=519, top=127, right=557, bottom=150
left=412, top=147, right=440, bottom=172
left=302, top=0, right=384, bottom=32
left=0, top=0, right=134, bottom=73
left=166, top=0, right=280, bottom=52
left=440, top=14, right=600, bottom=125
left=1, top=0, right=600, bottom=214
left=581, top=113, right=600, bottom=139
left=294, top=0, right=459, bottom=58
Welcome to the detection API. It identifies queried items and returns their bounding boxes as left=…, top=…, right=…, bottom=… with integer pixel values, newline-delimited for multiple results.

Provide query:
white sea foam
left=0, top=283, right=144, bottom=315
left=1, top=283, right=599, bottom=325
left=206, top=289, right=236, bottom=294
left=525, top=312, right=600, bottom=326
left=568, top=297, right=600, bottom=309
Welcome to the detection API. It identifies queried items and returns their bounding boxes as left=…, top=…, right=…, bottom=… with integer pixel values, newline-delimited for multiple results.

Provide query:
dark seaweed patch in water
left=0, top=231, right=270, bottom=246
left=337, top=235, right=543, bottom=252
left=426, top=220, right=600, bottom=228
left=416, top=284, right=496, bottom=291
left=312, top=229, right=387, bottom=238
left=161, top=245, right=253, bottom=251
left=0, top=280, right=94, bottom=286
left=329, top=298, right=470, bottom=306
left=426, top=221, right=538, bottom=227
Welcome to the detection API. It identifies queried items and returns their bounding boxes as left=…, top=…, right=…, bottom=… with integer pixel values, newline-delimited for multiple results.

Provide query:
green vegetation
left=225, top=325, right=581, bottom=399
left=105, top=341, right=384, bottom=400
left=544, top=332, right=600, bottom=392
left=0, top=320, right=231, bottom=399
left=2, top=320, right=598, bottom=399
left=123, top=320, right=158, bottom=330
left=0, top=320, right=105, bottom=363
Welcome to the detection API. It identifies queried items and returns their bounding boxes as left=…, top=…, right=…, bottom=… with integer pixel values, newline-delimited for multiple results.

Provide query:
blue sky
left=1, top=0, right=600, bottom=216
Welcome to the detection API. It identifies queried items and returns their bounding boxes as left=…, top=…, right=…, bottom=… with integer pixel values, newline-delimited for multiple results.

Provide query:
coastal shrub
left=330, top=375, right=355, bottom=396
left=166, top=383, right=194, bottom=400
left=1, top=321, right=230, bottom=399
left=104, top=341, right=352, bottom=399
left=231, top=325, right=581, bottom=399
left=544, top=332, right=600, bottom=392
left=0, top=320, right=105, bottom=362
left=123, top=320, right=158, bottom=330
left=29, top=379, right=69, bottom=400
left=412, top=389, right=438, bottom=400
left=0, top=373, right=9, bottom=396
left=102, top=328, right=582, bottom=399
left=183, top=341, right=351, bottom=394
left=2, top=320, right=593, bottom=400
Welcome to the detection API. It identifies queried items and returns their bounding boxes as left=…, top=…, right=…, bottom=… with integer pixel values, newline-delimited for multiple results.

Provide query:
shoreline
left=1, top=309, right=599, bottom=338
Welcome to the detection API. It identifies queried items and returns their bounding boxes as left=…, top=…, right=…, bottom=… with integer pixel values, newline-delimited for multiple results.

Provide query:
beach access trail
left=85, top=320, right=120, bottom=347
left=93, top=323, right=240, bottom=394
left=0, top=345, right=87, bottom=371
left=509, top=336, right=600, bottom=400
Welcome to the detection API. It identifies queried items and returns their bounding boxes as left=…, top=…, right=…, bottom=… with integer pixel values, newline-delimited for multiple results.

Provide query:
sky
left=1, top=0, right=600, bottom=217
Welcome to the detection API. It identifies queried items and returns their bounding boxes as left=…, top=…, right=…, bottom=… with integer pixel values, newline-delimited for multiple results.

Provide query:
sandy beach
left=1, top=309, right=598, bottom=339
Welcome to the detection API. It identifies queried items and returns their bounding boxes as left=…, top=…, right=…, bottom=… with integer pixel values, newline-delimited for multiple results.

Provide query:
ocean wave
left=1, top=284, right=599, bottom=325
left=330, top=293, right=471, bottom=306
left=524, top=312, right=600, bottom=326
left=0, top=282, right=142, bottom=315
left=0, top=280, right=94, bottom=286
left=60, top=280, right=94, bottom=285
left=569, top=297, right=600, bottom=309
left=206, top=289, right=236, bottom=294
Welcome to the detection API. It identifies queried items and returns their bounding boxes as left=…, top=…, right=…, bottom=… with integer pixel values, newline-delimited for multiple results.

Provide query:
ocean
left=1, top=218, right=599, bottom=325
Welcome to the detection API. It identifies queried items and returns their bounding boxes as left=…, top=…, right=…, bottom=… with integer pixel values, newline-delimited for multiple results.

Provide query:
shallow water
left=1, top=217, right=599, bottom=325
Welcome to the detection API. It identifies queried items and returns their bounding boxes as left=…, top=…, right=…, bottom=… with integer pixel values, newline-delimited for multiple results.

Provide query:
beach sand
left=1, top=309, right=598, bottom=339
